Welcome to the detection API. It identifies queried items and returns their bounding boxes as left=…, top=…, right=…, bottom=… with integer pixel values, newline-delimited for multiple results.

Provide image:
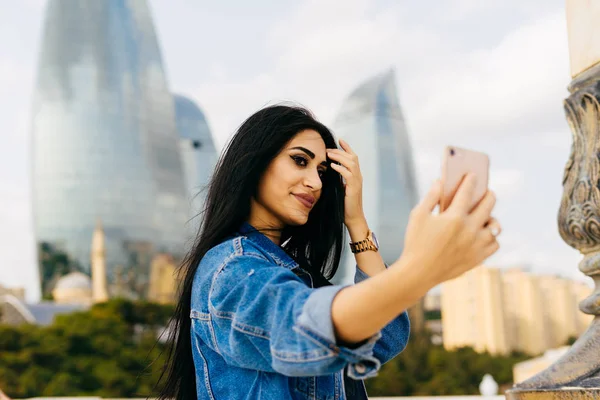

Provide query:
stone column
left=507, top=1, right=600, bottom=398
left=91, top=219, right=109, bottom=303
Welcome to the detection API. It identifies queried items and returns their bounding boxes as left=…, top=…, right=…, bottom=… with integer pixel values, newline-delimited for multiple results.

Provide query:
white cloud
left=192, top=0, right=452, bottom=148
left=407, top=11, right=570, bottom=144
left=489, top=168, right=525, bottom=198
left=192, top=1, right=570, bottom=151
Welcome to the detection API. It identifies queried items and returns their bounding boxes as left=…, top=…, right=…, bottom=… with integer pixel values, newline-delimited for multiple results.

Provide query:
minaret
left=91, top=219, right=109, bottom=302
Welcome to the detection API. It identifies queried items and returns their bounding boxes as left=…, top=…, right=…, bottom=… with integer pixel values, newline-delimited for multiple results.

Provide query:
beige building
left=442, top=266, right=510, bottom=355
left=442, top=265, right=592, bottom=356
left=538, top=275, right=580, bottom=348
left=147, top=253, right=178, bottom=304
left=502, top=268, right=550, bottom=355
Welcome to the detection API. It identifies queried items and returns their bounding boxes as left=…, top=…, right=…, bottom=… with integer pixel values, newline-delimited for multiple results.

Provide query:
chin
left=285, top=213, right=310, bottom=226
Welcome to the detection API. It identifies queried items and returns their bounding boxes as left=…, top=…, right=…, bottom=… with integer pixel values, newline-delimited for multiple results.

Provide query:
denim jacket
left=190, top=223, right=410, bottom=399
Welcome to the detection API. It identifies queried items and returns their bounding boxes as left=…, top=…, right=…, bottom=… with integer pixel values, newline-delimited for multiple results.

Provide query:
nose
left=305, top=168, right=322, bottom=191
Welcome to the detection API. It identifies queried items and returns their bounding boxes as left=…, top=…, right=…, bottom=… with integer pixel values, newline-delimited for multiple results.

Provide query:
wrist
left=392, top=253, right=438, bottom=295
left=346, top=218, right=369, bottom=242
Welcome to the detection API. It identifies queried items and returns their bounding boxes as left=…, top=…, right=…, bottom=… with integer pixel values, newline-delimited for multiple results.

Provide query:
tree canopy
left=0, top=299, right=528, bottom=397
left=366, top=331, right=530, bottom=396
left=0, top=299, right=172, bottom=398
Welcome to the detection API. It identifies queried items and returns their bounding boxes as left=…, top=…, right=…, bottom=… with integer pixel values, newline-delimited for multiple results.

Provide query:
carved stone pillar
left=506, top=1, right=600, bottom=399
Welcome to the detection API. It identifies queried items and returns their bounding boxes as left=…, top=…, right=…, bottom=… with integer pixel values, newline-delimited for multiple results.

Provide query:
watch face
left=371, top=231, right=379, bottom=249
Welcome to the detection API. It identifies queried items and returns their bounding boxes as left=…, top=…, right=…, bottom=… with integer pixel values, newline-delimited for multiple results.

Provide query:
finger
left=327, top=150, right=358, bottom=172
left=470, top=191, right=496, bottom=226
left=338, top=138, right=357, bottom=156
left=448, top=173, right=477, bottom=214
left=483, top=239, right=500, bottom=259
left=330, top=162, right=353, bottom=181
left=417, top=180, right=442, bottom=213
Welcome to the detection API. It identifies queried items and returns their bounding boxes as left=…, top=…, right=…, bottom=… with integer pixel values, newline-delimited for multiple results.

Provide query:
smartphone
left=440, top=146, right=489, bottom=212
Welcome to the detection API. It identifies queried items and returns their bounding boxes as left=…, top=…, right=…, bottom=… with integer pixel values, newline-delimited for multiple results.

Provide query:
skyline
left=0, top=0, right=588, bottom=301
left=31, top=0, right=215, bottom=297
left=174, top=93, right=218, bottom=236
left=31, top=0, right=194, bottom=299
left=334, top=69, right=418, bottom=285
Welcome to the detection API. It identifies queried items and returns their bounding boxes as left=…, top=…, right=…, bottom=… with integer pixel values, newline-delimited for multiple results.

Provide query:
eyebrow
left=289, top=146, right=328, bottom=167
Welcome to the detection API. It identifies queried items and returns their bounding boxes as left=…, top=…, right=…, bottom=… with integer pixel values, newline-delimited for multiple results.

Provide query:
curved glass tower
left=173, top=94, right=218, bottom=235
left=32, top=0, right=189, bottom=296
left=333, top=69, right=419, bottom=284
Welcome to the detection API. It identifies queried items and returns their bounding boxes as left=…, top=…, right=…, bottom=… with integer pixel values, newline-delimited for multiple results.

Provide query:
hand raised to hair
left=326, top=139, right=366, bottom=227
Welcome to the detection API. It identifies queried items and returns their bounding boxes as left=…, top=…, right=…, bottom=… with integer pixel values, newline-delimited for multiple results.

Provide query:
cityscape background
left=0, top=0, right=586, bottom=303
left=0, top=0, right=595, bottom=397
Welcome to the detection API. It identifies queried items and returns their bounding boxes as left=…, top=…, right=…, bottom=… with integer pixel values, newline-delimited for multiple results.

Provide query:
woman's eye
left=292, top=156, right=308, bottom=166
left=318, top=170, right=326, bottom=178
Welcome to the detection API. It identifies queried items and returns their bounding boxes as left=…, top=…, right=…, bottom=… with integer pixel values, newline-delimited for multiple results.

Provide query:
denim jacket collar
left=238, top=222, right=298, bottom=271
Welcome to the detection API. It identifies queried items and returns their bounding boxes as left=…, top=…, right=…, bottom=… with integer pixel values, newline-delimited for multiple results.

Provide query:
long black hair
left=157, top=104, right=346, bottom=400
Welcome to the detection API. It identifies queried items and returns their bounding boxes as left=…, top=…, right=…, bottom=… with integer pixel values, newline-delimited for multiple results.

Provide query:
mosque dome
left=55, top=272, right=92, bottom=290
left=52, top=272, right=93, bottom=305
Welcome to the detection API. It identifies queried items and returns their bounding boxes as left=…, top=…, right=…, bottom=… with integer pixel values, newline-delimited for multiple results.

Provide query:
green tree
left=1, top=299, right=528, bottom=397
left=365, top=330, right=530, bottom=396
left=0, top=299, right=173, bottom=398
left=38, top=241, right=84, bottom=296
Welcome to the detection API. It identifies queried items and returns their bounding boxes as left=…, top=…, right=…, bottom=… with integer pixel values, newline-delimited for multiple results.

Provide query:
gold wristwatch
left=349, top=230, right=379, bottom=254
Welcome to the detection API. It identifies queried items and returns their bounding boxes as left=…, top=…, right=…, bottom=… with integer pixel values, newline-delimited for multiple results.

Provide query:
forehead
left=286, top=129, right=326, bottom=151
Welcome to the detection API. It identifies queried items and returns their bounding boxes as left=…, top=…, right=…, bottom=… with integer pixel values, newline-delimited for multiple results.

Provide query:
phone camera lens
left=450, top=148, right=455, bottom=156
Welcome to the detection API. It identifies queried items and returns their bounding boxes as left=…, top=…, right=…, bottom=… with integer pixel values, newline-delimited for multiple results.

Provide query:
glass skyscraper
left=333, top=69, right=419, bottom=284
left=32, top=0, right=189, bottom=296
left=174, top=94, right=218, bottom=236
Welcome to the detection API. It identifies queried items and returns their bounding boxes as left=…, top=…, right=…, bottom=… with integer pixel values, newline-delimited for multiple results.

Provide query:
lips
left=293, top=193, right=315, bottom=208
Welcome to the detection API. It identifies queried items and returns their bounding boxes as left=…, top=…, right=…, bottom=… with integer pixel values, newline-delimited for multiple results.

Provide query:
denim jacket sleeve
left=354, top=265, right=410, bottom=365
left=204, top=253, right=382, bottom=379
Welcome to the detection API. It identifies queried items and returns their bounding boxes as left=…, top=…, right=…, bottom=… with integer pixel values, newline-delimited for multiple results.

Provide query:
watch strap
left=349, top=231, right=378, bottom=254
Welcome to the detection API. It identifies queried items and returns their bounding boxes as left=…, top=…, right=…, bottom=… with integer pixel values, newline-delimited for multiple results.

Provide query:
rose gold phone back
left=440, top=146, right=489, bottom=212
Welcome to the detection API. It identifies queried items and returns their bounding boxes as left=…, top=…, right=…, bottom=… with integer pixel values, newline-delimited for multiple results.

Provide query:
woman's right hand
left=399, top=174, right=500, bottom=288
left=332, top=174, right=500, bottom=345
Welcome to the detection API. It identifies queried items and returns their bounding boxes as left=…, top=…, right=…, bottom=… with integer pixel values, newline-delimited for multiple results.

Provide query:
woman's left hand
left=327, top=139, right=366, bottom=227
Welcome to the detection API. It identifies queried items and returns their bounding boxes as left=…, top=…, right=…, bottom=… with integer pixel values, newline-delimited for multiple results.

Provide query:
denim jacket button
left=355, top=363, right=366, bottom=374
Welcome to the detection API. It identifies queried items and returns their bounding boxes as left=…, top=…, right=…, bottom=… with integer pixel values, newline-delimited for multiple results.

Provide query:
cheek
left=268, top=161, right=299, bottom=191
left=257, top=164, right=295, bottom=203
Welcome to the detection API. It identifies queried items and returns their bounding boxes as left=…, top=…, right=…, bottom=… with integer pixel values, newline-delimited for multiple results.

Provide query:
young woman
left=158, top=105, right=500, bottom=399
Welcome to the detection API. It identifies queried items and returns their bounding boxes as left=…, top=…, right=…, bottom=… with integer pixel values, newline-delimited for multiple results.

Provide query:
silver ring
left=489, top=226, right=500, bottom=237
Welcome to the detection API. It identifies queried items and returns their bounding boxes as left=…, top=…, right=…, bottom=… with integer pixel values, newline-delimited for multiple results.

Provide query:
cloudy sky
left=0, top=0, right=588, bottom=301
